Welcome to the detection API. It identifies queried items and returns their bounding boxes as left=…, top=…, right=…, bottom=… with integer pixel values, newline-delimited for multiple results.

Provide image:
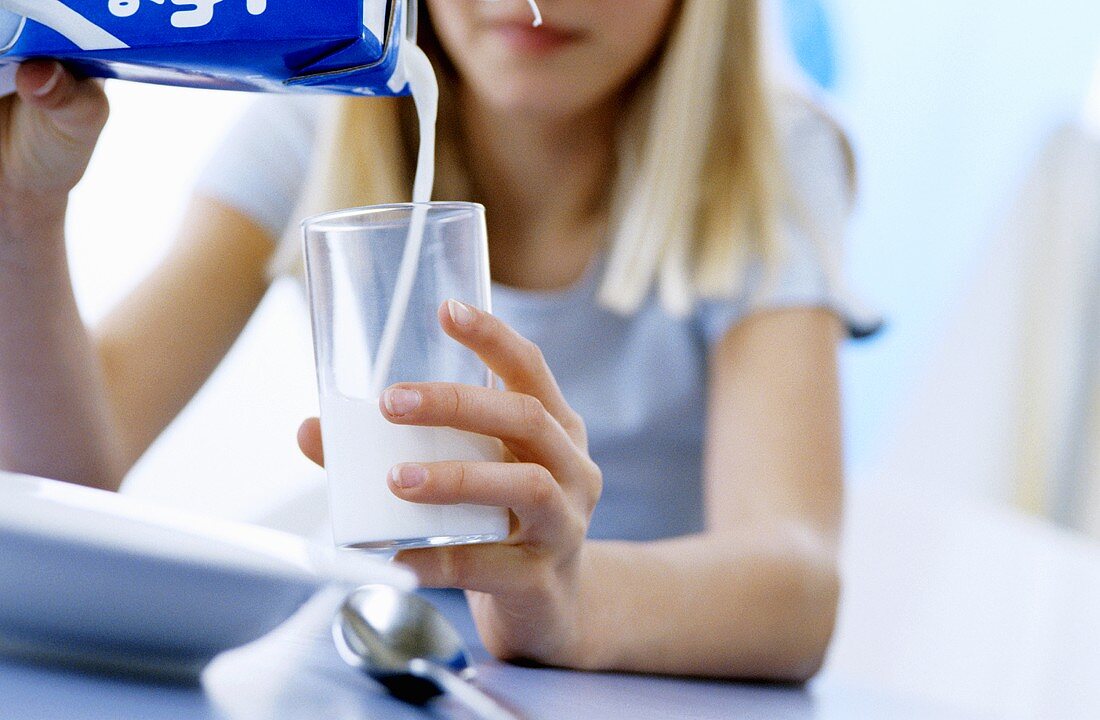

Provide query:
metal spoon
left=333, top=585, right=520, bottom=720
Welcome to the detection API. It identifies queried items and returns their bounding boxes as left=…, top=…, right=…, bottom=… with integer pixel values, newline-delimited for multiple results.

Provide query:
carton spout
left=285, top=0, right=411, bottom=96
left=387, top=0, right=420, bottom=95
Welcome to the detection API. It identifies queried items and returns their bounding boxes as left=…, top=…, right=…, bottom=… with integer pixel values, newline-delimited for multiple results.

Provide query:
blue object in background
left=783, top=0, right=839, bottom=89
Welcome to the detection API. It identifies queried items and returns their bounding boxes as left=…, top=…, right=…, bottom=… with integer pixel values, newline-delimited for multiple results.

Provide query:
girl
left=0, top=0, right=865, bottom=679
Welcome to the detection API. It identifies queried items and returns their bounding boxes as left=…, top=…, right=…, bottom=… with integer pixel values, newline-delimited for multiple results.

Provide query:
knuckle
left=525, top=558, right=556, bottom=595
left=583, top=460, right=603, bottom=512
left=527, top=466, right=558, bottom=508
left=443, top=384, right=465, bottom=420
left=521, top=338, right=547, bottom=369
left=451, top=462, right=470, bottom=500
left=585, top=457, right=603, bottom=483
left=77, top=82, right=110, bottom=125
left=439, top=547, right=466, bottom=589
left=562, top=509, right=588, bottom=541
left=476, top=310, right=499, bottom=336
left=564, top=410, right=587, bottom=438
left=61, top=89, right=110, bottom=137
left=91, top=91, right=110, bottom=132
left=519, top=395, right=549, bottom=432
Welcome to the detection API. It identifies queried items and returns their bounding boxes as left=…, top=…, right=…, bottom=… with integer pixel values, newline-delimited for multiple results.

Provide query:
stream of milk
left=370, top=0, right=543, bottom=394
left=323, top=1, right=542, bottom=547
left=367, top=42, right=438, bottom=397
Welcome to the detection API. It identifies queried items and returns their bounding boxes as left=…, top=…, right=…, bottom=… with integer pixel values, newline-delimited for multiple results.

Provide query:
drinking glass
left=303, top=202, right=509, bottom=550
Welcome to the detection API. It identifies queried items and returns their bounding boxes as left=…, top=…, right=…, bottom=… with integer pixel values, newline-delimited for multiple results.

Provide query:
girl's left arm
left=571, top=305, right=844, bottom=680
left=298, top=302, right=843, bottom=680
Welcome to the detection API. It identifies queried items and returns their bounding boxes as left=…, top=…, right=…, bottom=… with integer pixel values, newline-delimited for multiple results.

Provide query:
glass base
left=342, top=531, right=507, bottom=551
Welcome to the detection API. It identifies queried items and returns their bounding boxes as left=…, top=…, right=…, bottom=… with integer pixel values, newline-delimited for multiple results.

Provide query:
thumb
left=297, top=418, right=325, bottom=467
left=15, top=60, right=109, bottom=142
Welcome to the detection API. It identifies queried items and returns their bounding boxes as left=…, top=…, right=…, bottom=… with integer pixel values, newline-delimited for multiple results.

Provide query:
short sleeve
left=696, top=92, right=881, bottom=346
left=193, top=94, right=320, bottom=240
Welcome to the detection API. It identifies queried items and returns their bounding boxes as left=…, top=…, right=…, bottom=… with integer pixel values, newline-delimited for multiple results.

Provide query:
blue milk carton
left=0, top=0, right=417, bottom=96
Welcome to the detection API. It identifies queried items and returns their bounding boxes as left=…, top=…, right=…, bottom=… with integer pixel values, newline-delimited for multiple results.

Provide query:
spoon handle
left=409, top=659, right=520, bottom=720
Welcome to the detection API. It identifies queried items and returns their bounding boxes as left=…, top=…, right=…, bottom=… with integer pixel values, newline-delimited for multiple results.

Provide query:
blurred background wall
left=830, top=0, right=1100, bottom=513
left=62, top=1, right=1100, bottom=532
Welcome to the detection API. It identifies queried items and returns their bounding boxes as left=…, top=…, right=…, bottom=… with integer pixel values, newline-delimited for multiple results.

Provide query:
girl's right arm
left=0, top=61, right=123, bottom=489
left=0, top=62, right=276, bottom=490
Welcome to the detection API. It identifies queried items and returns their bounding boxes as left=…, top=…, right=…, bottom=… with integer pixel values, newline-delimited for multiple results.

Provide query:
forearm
left=0, top=202, right=125, bottom=490
left=574, top=523, right=839, bottom=680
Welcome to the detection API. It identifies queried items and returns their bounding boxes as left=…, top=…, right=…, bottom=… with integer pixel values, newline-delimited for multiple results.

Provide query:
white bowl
left=0, top=471, right=413, bottom=679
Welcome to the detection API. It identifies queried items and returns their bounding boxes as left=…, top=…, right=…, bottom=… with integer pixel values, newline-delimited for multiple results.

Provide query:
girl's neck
left=455, top=89, right=618, bottom=248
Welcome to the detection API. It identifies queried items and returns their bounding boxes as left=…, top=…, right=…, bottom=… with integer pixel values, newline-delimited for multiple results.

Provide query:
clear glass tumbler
left=302, top=202, right=510, bottom=550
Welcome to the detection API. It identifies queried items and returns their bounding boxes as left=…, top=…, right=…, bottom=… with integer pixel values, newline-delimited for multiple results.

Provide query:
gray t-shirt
left=196, top=93, right=875, bottom=541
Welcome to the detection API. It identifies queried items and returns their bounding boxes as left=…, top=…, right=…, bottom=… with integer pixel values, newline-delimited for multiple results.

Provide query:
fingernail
left=383, top=388, right=421, bottom=416
left=390, top=464, right=427, bottom=489
left=447, top=299, right=475, bottom=326
left=33, top=63, right=63, bottom=97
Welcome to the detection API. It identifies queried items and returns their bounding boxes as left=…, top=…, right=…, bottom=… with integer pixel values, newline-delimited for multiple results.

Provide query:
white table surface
left=825, top=481, right=1100, bottom=719
left=2, top=480, right=1098, bottom=719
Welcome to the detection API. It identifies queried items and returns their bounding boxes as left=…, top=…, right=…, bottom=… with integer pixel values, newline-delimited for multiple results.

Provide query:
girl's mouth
left=487, top=20, right=585, bottom=56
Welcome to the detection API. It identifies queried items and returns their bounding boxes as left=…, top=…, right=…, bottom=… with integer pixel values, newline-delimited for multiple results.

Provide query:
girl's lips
left=489, top=21, right=584, bottom=55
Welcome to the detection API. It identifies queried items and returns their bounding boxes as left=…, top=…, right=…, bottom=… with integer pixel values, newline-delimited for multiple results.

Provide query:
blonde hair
left=276, top=1, right=799, bottom=316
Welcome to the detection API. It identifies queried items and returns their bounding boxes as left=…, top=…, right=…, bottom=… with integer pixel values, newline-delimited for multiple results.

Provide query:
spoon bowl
left=333, top=584, right=473, bottom=705
left=334, top=585, right=520, bottom=719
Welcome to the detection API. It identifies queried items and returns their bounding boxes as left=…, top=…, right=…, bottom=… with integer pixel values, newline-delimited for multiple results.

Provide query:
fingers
left=7, top=60, right=109, bottom=197
left=297, top=417, right=324, bottom=467
left=438, top=300, right=586, bottom=444
left=381, top=383, right=585, bottom=483
left=15, top=60, right=109, bottom=142
left=14, top=61, right=66, bottom=101
left=389, top=460, right=574, bottom=542
left=395, top=543, right=548, bottom=595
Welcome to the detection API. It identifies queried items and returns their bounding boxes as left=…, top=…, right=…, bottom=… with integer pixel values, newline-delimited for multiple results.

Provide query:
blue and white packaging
left=0, top=0, right=416, bottom=97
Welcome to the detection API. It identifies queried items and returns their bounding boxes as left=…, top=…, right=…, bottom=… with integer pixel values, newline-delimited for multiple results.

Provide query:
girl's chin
left=470, top=81, right=596, bottom=121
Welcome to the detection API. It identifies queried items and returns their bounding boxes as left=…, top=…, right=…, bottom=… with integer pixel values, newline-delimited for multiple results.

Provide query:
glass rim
left=301, top=201, right=485, bottom=233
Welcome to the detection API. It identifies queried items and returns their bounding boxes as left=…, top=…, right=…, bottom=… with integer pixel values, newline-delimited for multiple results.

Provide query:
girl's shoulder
left=244, top=93, right=325, bottom=141
left=772, top=83, right=847, bottom=136
left=195, top=94, right=328, bottom=241
left=771, top=84, right=856, bottom=209
left=689, top=85, right=879, bottom=344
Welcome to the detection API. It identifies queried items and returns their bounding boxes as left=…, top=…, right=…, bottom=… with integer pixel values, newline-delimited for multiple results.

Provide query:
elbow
left=770, top=536, right=841, bottom=683
left=46, top=448, right=127, bottom=493
left=0, top=454, right=125, bottom=493
left=88, top=461, right=127, bottom=493
left=735, top=523, right=840, bottom=683
left=778, top=558, right=839, bottom=683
